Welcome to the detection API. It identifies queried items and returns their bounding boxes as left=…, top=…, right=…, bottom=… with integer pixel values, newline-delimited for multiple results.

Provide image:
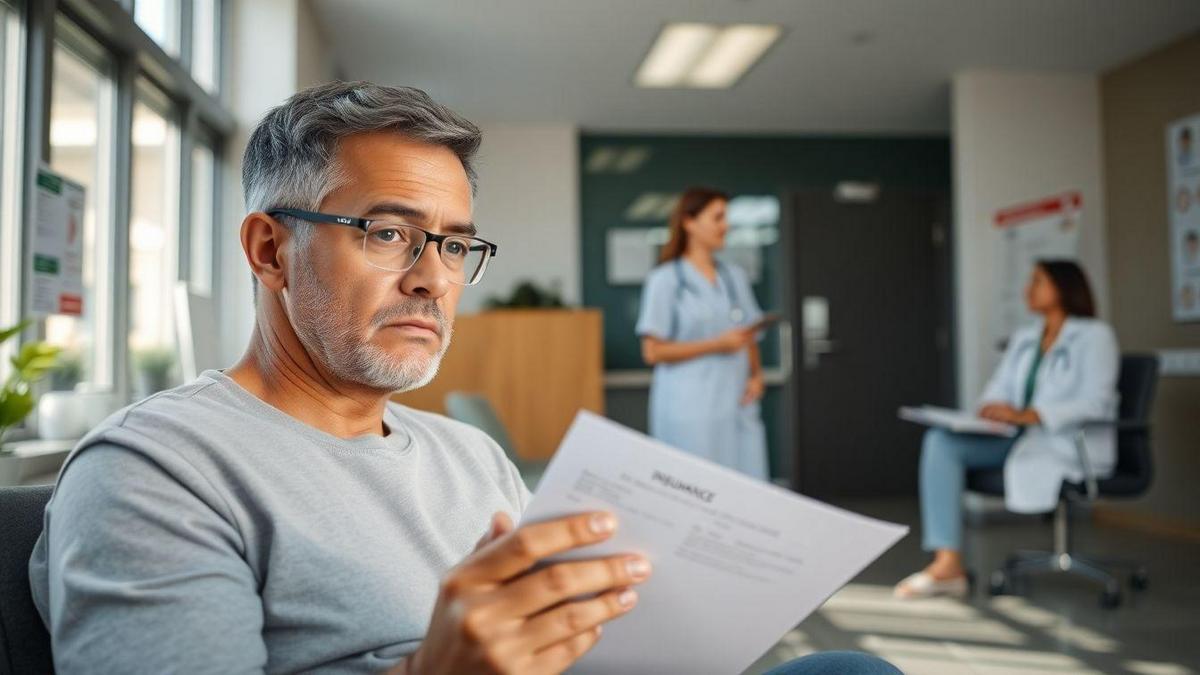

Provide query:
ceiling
left=310, top=0, right=1200, bottom=135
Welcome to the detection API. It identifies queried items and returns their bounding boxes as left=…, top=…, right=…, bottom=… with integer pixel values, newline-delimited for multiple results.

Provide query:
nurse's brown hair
left=1037, top=259, right=1096, bottom=318
left=659, top=187, right=730, bottom=263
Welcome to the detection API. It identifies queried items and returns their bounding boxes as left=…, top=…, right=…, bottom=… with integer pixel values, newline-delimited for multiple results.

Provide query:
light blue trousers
left=919, top=428, right=1017, bottom=551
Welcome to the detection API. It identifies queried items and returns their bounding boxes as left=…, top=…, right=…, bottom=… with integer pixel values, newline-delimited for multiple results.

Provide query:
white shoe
left=893, top=571, right=968, bottom=599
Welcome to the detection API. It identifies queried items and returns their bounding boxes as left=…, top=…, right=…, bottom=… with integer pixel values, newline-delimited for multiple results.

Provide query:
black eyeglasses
left=268, top=208, right=498, bottom=286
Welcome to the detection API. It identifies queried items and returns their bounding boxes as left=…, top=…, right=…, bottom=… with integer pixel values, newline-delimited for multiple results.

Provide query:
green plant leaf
left=11, top=341, right=60, bottom=384
left=0, top=388, right=34, bottom=428
left=0, top=320, right=31, bottom=345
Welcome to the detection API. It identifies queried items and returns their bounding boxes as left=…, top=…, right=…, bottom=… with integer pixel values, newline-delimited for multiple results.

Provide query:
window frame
left=185, top=123, right=218, bottom=297
left=128, top=74, right=182, bottom=394
left=0, top=0, right=25, bottom=389
left=46, top=15, right=120, bottom=396
left=2, top=0, right=232, bottom=442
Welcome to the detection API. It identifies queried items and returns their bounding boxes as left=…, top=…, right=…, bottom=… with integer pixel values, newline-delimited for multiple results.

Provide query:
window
left=47, top=21, right=116, bottom=392
left=129, top=79, right=180, bottom=397
left=134, top=0, right=180, bottom=56
left=0, top=0, right=22, bottom=377
left=191, top=0, right=219, bottom=92
left=189, top=136, right=216, bottom=295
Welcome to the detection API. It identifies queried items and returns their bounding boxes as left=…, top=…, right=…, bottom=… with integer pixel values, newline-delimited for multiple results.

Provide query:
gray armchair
left=0, top=484, right=54, bottom=674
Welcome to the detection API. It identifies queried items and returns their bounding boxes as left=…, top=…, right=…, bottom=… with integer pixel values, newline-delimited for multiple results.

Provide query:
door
left=790, top=188, right=954, bottom=498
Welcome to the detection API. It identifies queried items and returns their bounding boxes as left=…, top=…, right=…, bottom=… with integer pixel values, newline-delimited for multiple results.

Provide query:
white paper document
left=521, top=412, right=908, bottom=674
left=898, top=405, right=1018, bottom=437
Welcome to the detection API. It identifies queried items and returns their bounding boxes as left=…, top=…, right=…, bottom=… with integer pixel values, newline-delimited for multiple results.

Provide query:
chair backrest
left=1117, top=354, right=1159, bottom=423
left=444, top=392, right=537, bottom=473
left=1104, top=354, right=1160, bottom=495
left=0, top=485, right=54, bottom=675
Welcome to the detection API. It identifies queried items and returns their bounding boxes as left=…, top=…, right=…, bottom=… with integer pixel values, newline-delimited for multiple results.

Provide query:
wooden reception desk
left=392, top=309, right=604, bottom=460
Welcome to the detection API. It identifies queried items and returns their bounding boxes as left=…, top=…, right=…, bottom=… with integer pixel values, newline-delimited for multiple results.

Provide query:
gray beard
left=286, top=267, right=452, bottom=393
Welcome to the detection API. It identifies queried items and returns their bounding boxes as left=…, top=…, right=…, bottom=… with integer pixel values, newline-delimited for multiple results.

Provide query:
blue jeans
left=919, top=428, right=1017, bottom=551
left=763, top=651, right=902, bottom=674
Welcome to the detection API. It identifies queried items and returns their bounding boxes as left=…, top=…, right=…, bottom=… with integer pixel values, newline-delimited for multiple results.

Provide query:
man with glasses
left=29, top=82, right=896, bottom=675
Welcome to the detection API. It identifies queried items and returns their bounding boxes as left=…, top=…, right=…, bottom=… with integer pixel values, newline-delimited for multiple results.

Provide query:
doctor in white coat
left=896, top=260, right=1118, bottom=599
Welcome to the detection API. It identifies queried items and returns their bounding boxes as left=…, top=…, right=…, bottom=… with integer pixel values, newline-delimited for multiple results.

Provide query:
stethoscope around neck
left=674, top=258, right=745, bottom=323
left=1014, top=335, right=1071, bottom=372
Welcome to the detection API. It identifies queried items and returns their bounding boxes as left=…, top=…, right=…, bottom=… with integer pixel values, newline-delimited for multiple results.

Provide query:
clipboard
left=746, top=312, right=783, bottom=334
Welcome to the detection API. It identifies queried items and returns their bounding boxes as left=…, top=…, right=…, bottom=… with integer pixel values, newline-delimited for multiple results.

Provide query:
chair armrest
left=1080, top=419, right=1148, bottom=432
left=1072, top=430, right=1099, bottom=501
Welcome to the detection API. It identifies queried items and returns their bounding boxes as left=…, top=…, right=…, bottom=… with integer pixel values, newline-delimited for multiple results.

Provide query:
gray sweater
left=29, top=370, right=530, bottom=674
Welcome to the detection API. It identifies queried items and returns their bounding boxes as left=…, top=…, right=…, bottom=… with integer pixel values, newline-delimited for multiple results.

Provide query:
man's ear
left=241, top=212, right=289, bottom=293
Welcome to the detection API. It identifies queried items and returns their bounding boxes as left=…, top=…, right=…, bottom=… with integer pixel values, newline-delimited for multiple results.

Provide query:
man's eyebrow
left=362, top=202, right=477, bottom=236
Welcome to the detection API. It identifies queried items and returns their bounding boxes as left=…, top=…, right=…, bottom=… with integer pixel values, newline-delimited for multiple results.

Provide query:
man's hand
left=406, top=511, right=651, bottom=675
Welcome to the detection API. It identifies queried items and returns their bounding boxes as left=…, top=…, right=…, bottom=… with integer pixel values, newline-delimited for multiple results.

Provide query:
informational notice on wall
left=992, top=191, right=1082, bottom=349
left=29, top=165, right=86, bottom=317
left=1167, top=114, right=1200, bottom=322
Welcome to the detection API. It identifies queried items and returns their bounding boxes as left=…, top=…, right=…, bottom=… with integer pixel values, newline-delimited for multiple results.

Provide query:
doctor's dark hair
left=1037, top=259, right=1096, bottom=318
left=659, top=187, right=730, bottom=263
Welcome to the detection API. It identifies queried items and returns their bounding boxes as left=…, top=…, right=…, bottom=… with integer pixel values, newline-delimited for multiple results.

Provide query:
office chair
left=967, top=354, right=1159, bottom=609
left=0, top=485, right=54, bottom=674
left=445, top=392, right=546, bottom=491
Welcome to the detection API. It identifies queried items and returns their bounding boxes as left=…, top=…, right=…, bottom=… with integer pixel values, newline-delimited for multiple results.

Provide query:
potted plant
left=0, top=321, right=61, bottom=482
left=133, top=347, right=176, bottom=398
left=484, top=279, right=566, bottom=309
left=49, top=348, right=82, bottom=391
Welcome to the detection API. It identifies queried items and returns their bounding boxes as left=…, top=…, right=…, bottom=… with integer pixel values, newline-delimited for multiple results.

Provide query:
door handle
left=763, top=320, right=793, bottom=386
left=803, top=337, right=837, bottom=370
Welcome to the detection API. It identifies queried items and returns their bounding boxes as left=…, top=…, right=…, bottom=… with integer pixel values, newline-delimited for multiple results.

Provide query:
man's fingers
left=474, top=512, right=515, bottom=552
left=527, top=625, right=604, bottom=675
left=521, top=588, right=637, bottom=653
left=456, top=512, right=618, bottom=585
left=493, top=555, right=651, bottom=618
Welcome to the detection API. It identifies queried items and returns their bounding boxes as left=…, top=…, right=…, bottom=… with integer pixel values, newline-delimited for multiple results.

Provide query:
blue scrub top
left=635, top=259, right=769, bottom=480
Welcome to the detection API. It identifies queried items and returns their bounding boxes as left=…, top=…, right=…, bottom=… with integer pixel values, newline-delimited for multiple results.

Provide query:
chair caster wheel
left=988, top=570, right=1010, bottom=596
left=1101, top=587, right=1122, bottom=609
left=1129, top=570, right=1149, bottom=591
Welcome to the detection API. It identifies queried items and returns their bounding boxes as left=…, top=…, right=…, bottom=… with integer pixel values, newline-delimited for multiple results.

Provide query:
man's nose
left=398, top=242, right=451, bottom=299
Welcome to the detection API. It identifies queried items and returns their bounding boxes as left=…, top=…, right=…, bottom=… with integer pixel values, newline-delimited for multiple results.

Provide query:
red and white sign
left=992, top=191, right=1083, bottom=346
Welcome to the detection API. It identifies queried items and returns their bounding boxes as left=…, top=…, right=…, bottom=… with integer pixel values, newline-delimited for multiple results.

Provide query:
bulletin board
left=1167, top=114, right=1200, bottom=322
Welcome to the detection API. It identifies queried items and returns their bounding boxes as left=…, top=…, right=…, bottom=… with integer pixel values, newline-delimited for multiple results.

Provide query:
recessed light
left=635, top=23, right=719, bottom=88
left=635, top=23, right=782, bottom=89
left=687, top=24, right=782, bottom=88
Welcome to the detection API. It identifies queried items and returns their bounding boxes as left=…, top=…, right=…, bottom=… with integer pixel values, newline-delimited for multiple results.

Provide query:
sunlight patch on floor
left=988, top=595, right=1120, bottom=653
left=822, top=583, right=980, bottom=619
left=821, top=609, right=1028, bottom=645
left=1124, top=660, right=1196, bottom=675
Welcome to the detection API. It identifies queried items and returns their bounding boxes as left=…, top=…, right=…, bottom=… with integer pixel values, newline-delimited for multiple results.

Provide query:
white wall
left=461, top=124, right=580, bottom=314
left=296, top=0, right=339, bottom=90
left=952, top=69, right=1110, bottom=406
left=219, top=0, right=303, bottom=365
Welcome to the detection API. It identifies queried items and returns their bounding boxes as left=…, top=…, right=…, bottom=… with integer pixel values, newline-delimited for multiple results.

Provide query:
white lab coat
left=979, top=317, right=1120, bottom=514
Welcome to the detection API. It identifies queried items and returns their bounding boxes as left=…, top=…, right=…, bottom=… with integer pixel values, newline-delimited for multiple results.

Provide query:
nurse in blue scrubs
left=635, top=187, right=770, bottom=479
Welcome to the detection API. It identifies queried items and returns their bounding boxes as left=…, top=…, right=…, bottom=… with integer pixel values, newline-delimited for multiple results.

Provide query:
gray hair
left=241, top=80, right=482, bottom=231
